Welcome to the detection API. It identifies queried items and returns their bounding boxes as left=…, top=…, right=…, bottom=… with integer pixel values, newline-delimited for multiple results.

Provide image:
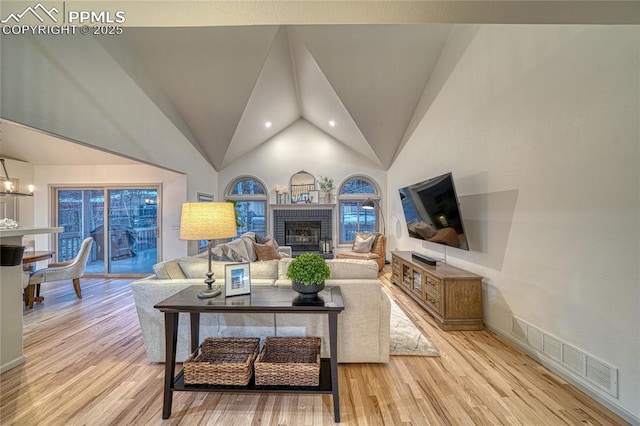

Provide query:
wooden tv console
left=391, top=251, right=483, bottom=331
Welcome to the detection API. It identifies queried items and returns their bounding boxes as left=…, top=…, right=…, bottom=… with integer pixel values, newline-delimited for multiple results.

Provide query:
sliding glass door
left=55, top=186, right=160, bottom=276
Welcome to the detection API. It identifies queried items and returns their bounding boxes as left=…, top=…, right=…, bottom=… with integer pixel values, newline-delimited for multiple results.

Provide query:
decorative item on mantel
left=274, top=185, right=289, bottom=204
left=286, top=253, right=330, bottom=302
left=0, top=218, right=19, bottom=229
left=318, top=175, right=334, bottom=204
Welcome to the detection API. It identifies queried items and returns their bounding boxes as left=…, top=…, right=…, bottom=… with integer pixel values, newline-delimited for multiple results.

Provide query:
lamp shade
left=362, top=199, right=375, bottom=210
left=179, top=202, right=238, bottom=241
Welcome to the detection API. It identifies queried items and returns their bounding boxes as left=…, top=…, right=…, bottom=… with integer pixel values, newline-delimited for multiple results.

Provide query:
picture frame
left=308, top=190, right=320, bottom=204
left=225, top=263, right=251, bottom=297
left=298, top=193, right=310, bottom=203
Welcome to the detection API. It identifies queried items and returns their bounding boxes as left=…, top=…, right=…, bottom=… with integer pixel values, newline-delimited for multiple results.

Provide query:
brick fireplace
left=273, top=207, right=333, bottom=257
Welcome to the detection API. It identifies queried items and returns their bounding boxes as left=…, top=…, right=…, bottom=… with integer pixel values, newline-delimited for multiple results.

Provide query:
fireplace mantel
left=270, top=203, right=335, bottom=211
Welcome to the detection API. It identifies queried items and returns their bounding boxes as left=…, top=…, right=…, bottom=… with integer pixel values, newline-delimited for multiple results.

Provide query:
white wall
left=33, top=164, right=188, bottom=261
left=1, top=34, right=218, bottom=199
left=388, top=25, right=639, bottom=420
left=218, top=118, right=387, bottom=246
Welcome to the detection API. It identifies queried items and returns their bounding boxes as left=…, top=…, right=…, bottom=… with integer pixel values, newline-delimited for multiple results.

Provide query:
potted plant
left=286, top=253, right=331, bottom=300
left=318, top=175, right=334, bottom=203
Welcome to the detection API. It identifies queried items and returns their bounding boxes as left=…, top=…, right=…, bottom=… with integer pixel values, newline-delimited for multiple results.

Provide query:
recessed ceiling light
left=264, top=121, right=272, bottom=128
left=329, top=120, right=336, bottom=127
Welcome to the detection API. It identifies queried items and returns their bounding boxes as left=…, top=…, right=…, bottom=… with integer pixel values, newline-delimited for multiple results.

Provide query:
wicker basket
left=254, top=337, right=321, bottom=386
left=183, top=337, right=260, bottom=386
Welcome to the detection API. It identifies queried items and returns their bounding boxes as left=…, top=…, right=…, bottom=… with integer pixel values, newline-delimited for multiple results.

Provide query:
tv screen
left=399, top=172, right=469, bottom=250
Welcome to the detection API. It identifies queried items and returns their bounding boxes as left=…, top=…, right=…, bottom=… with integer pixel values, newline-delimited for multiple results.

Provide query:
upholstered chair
left=25, top=237, right=94, bottom=309
left=336, top=232, right=386, bottom=271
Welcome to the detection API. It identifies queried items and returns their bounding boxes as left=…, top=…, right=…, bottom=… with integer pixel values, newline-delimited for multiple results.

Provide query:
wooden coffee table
left=154, top=285, right=345, bottom=422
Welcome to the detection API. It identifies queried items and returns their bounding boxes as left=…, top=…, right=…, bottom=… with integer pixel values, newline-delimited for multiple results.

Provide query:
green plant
left=318, top=175, right=334, bottom=193
left=286, top=253, right=330, bottom=285
left=226, top=199, right=244, bottom=227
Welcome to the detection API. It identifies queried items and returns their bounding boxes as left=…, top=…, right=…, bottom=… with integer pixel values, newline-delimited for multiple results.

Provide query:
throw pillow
left=224, top=238, right=251, bottom=261
left=352, top=233, right=375, bottom=253
left=256, top=234, right=280, bottom=249
left=211, top=244, right=244, bottom=262
left=253, top=240, right=281, bottom=261
left=240, top=236, right=259, bottom=262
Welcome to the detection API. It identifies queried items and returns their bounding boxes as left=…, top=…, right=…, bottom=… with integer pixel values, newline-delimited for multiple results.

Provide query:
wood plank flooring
left=0, top=267, right=628, bottom=425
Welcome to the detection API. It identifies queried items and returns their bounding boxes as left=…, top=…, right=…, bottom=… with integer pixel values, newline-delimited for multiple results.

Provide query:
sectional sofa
left=130, top=256, right=391, bottom=363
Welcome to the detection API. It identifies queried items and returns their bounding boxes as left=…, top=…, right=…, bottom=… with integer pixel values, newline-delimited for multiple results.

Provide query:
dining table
left=22, top=250, right=55, bottom=265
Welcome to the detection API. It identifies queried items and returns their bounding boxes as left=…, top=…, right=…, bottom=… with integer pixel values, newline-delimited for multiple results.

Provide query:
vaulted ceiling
left=3, top=2, right=631, bottom=171
left=99, top=24, right=452, bottom=170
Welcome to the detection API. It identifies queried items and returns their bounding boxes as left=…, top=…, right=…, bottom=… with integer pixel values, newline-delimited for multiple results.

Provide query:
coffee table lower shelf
left=173, top=358, right=333, bottom=394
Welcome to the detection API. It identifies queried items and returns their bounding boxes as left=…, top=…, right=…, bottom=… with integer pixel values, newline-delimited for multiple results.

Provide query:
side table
left=154, top=285, right=345, bottom=422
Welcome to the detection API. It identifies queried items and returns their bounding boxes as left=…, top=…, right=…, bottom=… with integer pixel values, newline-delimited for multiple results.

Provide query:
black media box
left=411, top=252, right=437, bottom=266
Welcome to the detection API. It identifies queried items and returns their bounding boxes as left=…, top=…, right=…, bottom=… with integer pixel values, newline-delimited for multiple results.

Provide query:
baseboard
left=486, top=325, right=639, bottom=425
left=1, top=355, right=25, bottom=374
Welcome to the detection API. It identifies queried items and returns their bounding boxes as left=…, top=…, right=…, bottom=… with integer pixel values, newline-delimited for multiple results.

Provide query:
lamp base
left=197, top=288, right=221, bottom=299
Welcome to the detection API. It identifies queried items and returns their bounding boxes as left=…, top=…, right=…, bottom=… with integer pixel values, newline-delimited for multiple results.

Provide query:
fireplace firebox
left=285, top=221, right=321, bottom=253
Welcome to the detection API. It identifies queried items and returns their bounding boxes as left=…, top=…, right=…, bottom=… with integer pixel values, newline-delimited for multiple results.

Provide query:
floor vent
left=562, top=344, right=585, bottom=375
left=542, top=334, right=562, bottom=362
left=511, top=316, right=618, bottom=398
left=586, top=356, right=618, bottom=397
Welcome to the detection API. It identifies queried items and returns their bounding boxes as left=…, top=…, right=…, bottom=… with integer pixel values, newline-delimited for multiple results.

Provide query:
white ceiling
left=104, top=24, right=453, bottom=170
left=1, top=121, right=140, bottom=166
left=1, top=24, right=452, bottom=171
left=1, top=2, right=635, bottom=171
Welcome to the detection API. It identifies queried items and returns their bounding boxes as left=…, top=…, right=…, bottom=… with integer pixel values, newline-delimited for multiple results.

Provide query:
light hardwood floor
left=0, top=268, right=628, bottom=425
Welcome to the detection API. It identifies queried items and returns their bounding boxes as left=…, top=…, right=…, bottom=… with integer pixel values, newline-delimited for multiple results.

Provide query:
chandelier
left=0, top=159, right=34, bottom=197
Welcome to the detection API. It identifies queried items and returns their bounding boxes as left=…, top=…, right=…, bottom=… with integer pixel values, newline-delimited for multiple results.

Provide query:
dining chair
left=24, top=237, right=94, bottom=309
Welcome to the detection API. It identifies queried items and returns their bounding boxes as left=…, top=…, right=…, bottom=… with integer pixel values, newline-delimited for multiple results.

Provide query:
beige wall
left=388, top=25, right=639, bottom=419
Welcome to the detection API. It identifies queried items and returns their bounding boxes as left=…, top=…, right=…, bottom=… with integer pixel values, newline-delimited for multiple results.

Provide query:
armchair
left=24, top=237, right=94, bottom=309
left=336, top=232, right=386, bottom=271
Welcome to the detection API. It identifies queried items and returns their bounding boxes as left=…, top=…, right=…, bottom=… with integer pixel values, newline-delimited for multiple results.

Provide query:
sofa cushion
left=253, top=240, right=280, bottom=261
left=153, top=259, right=186, bottom=279
left=178, top=257, right=232, bottom=279
left=248, top=259, right=279, bottom=279
left=326, top=259, right=378, bottom=279
left=278, top=257, right=294, bottom=279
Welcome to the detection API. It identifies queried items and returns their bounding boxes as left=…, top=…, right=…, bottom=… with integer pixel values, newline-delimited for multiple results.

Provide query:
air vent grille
left=562, top=345, right=585, bottom=374
left=542, top=334, right=562, bottom=362
left=586, top=356, right=618, bottom=397
left=510, top=316, right=618, bottom=399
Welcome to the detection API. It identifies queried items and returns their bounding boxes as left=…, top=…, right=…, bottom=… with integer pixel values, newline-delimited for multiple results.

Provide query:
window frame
left=337, top=175, right=382, bottom=245
left=225, top=175, right=268, bottom=237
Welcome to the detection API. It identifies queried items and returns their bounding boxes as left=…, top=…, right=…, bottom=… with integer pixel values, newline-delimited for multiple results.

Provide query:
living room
left=1, top=2, right=638, bottom=424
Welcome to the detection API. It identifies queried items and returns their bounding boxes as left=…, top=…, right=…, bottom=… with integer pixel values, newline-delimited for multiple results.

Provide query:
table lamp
left=179, top=202, right=238, bottom=299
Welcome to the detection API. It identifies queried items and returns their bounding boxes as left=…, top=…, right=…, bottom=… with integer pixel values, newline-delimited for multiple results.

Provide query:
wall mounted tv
left=398, top=172, right=469, bottom=250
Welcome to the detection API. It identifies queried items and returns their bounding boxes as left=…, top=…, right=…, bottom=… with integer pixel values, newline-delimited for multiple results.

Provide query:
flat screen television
left=398, top=172, right=469, bottom=250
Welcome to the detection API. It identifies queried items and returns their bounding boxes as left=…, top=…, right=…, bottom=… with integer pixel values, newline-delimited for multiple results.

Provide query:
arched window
left=226, top=176, right=267, bottom=237
left=337, top=176, right=381, bottom=244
